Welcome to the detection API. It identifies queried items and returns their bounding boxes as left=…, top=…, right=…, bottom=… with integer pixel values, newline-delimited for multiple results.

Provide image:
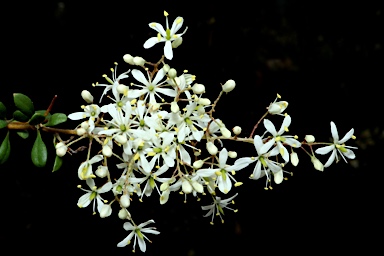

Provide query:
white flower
left=78, top=155, right=103, bottom=180
left=77, top=178, right=112, bottom=214
left=117, top=220, right=160, bottom=252
left=262, top=115, right=301, bottom=163
left=268, top=94, right=288, bottom=115
left=222, top=79, right=236, bottom=93
left=201, top=193, right=238, bottom=224
left=129, top=68, right=176, bottom=105
left=143, top=11, right=188, bottom=60
left=196, top=148, right=244, bottom=194
left=315, top=121, right=357, bottom=167
left=234, top=135, right=281, bottom=188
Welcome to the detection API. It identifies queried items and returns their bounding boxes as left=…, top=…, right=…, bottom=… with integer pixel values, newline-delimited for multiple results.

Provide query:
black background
left=0, top=1, right=382, bottom=255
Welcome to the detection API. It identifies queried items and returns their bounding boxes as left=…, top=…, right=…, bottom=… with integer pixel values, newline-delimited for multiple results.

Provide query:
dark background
left=1, top=1, right=382, bottom=255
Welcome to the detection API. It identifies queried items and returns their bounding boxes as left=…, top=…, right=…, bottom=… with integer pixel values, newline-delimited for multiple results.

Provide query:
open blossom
left=315, top=121, right=357, bottom=167
left=77, top=178, right=112, bottom=215
left=143, top=11, right=188, bottom=60
left=234, top=135, right=282, bottom=187
left=202, top=193, right=238, bottom=224
left=117, top=220, right=160, bottom=252
left=262, top=115, right=301, bottom=163
left=78, top=154, right=103, bottom=180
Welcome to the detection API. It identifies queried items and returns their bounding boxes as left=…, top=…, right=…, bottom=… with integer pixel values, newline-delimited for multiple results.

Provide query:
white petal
left=315, top=145, right=335, bottom=155
left=274, top=169, right=284, bottom=184
left=144, top=37, right=160, bottom=49
left=164, top=41, right=173, bottom=60
left=330, top=121, right=339, bottom=142
left=233, top=157, right=256, bottom=170
left=77, top=193, right=91, bottom=208
left=263, top=119, right=277, bottom=136
left=278, top=115, right=291, bottom=135
left=98, top=182, right=112, bottom=193
left=138, top=237, right=146, bottom=252
left=260, top=139, right=275, bottom=155
left=132, top=69, right=149, bottom=86
left=324, top=149, right=336, bottom=167
left=219, top=148, right=228, bottom=168
left=155, top=87, right=177, bottom=97
left=339, top=128, right=354, bottom=144
left=170, top=17, right=184, bottom=34
left=148, top=22, right=166, bottom=36
left=152, top=68, right=166, bottom=85
left=342, top=149, right=355, bottom=159
left=68, top=112, right=87, bottom=120
left=253, top=135, right=264, bottom=155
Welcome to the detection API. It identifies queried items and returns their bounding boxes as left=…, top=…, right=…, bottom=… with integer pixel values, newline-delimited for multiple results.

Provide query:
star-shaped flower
left=117, top=220, right=160, bottom=252
left=315, top=121, right=357, bottom=167
left=77, top=178, right=112, bottom=215
left=143, top=11, right=188, bottom=60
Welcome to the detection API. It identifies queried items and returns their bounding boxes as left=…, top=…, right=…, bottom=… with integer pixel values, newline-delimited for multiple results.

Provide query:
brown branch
left=7, top=122, right=78, bottom=135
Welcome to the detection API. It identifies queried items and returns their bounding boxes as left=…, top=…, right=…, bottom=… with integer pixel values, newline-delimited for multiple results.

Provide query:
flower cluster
left=53, top=11, right=358, bottom=252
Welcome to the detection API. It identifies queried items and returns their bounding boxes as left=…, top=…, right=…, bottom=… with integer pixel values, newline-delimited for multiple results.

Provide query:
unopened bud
left=311, top=157, right=324, bottom=171
left=99, top=204, right=112, bottom=218
left=220, top=127, right=231, bottom=138
left=232, top=126, right=242, bottom=135
left=290, top=152, right=299, bottom=166
left=114, top=134, right=127, bottom=144
left=206, top=141, right=218, bottom=155
left=102, top=145, right=112, bottom=157
left=120, top=194, right=130, bottom=208
left=268, top=101, right=288, bottom=115
left=305, top=135, right=315, bottom=143
left=133, top=56, right=146, bottom=66
left=81, top=121, right=89, bottom=130
left=182, top=180, right=193, bottom=194
left=76, top=128, right=86, bottom=136
left=171, top=37, right=183, bottom=48
left=117, top=84, right=129, bottom=95
left=191, top=180, right=203, bottom=193
left=96, top=166, right=108, bottom=178
left=274, top=170, right=284, bottom=184
left=55, top=142, right=67, bottom=157
left=168, top=68, right=177, bottom=79
left=118, top=208, right=130, bottom=219
left=198, top=98, right=211, bottom=106
left=193, top=160, right=204, bottom=169
left=81, top=90, right=94, bottom=103
left=222, top=79, right=236, bottom=93
left=192, top=83, right=205, bottom=94
left=123, top=54, right=135, bottom=65
left=228, top=151, right=237, bottom=158
left=163, top=64, right=170, bottom=73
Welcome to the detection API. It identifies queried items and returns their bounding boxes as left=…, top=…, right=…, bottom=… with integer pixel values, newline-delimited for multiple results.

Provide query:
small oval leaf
left=45, top=113, right=67, bottom=127
left=0, top=120, right=7, bottom=129
left=52, top=155, right=63, bottom=172
left=28, top=113, right=46, bottom=125
left=0, top=132, right=11, bottom=164
left=14, top=93, right=34, bottom=117
left=0, top=101, right=6, bottom=119
left=31, top=130, right=47, bottom=167
left=17, top=130, right=29, bottom=139
left=13, top=110, right=29, bottom=122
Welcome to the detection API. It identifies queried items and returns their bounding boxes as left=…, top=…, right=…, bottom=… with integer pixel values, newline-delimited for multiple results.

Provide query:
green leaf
left=31, top=130, right=47, bottom=167
left=45, top=113, right=67, bottom=127
left=0, top=120, right=7, bottom=129
left=35, top=110, right=51, bottom=120
left=0, top=132, right=11, bottom=164
left=13, top=110, right=29, bottom=122
left=28, top=113, right=46, bottom=125
left=0, top=101, right=6, bottom=119
left=17, top=130, right=29, bottom=139
left=14, top=93, right=34, bottom=117
left=52, top=155, right=63, bottom=172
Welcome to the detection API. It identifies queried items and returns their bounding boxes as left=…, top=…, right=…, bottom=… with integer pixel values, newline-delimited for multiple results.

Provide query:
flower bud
left=228, top=151, right=237, bottom=158
left=133, top=56, right=146, bottom=66
left=118, top=208, right=131, bottom=220
left=222, top=79, right=236, bottom=93
left=114, top=134, right=127, bottom=144
left=268, top=101, right=288, bottom=115
left=163, top=64, right=170, bottom=73
left=274, top=170, right=284, bottom=184
left=311, top=157, right=324, bottom=171
left=96, top=166, right=108, bottom=178
left=81, top=90, right=94, bottom=103
left=206, top=141, right=218, bottom=155
left=193, top=160, right=204, bottom=169
left=76, top=128, right=86, bottom=136
left=117, top=84, right=129, bottom=95
left=171, top=37, right=183, bottom=48
left=171, top=101, right=179, bottom=113
left=191, top=180, right=204, bottom=193
left=55, top=142, right=67, bottom=157
left=192, top=83, right=205, bottom=94
left=120, top=194, right=130, bottom=208
left=290, top=152, right=299, bottom=166
left=100, top=204, right=112, bottom=218
left=182, top=180, right=192, bottom=194
left=232, top=126, right=242, bottom=135
left=197, top=98, right=211, bottom=106
left=305, top=135, right=315, bottom=143
left=123, top=54, right=135, bottom=65
left=220, top=127, right=231, bottom=138
left=102, top=145, right=112, bottom=157
left=81, top=121, right=89, bottom=130
left=168, top=68, right=177, bottom=79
